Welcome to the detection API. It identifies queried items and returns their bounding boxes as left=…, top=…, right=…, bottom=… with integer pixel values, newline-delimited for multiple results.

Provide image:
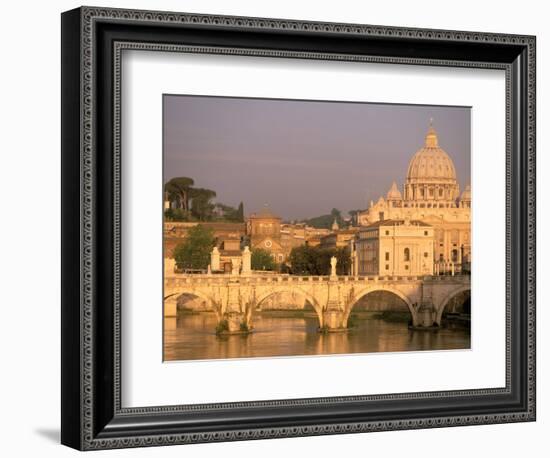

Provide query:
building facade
left=351, top=219, right=434, bottom=276
left=247, top=206, right=286, bottom=263
left=356, top=123, right=471, bottom=272
left=319, top=228, right=359, bottom=250
left=163, top=221, right=246, bottom=259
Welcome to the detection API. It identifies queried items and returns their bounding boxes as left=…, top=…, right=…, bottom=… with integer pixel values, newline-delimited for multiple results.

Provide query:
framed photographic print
left=61, top=6, right=536, bottom=450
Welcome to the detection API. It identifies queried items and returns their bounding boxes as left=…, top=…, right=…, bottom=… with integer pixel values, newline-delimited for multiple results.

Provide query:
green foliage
left=173, top=225, right=215, bottom=270
left=279, top=263, right=291, bottom=274
left=237, top=202, right=244, bottom=222
left=347, top=209, right=365, bottom=225
left=164, top=208, right=190, bottom=222
left=214, top=202, right=244, bottom=222
left=288, top=246, right=317, bottom=275
left=251, top=248, right=277, bottom=271
left=289, top=245, right=351, bottom=275
left=164, top=208, right=174, bottom=221
left=189, top=188, right=217, bottom=221
left=333, top=246, right=351, bottom=275
left=164, top=177, right=242, bottom=223
left=303, top=208, right=344, bottom=229
left=165, top=177, right=194, bottom=211
left=303, top=214, right=333, bottom=229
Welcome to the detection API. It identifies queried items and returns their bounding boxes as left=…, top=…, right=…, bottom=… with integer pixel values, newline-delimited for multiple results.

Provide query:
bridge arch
left=164, top=289, right=221, bottom=319
left=344, top=286, right=416, bottom=326
left=435, top=286, right=471, bottom=324
left=253, top=287, right=323, bottom=325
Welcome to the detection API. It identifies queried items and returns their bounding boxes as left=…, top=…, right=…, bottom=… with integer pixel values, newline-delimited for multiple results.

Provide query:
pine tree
left=237, top=201, right=244, bottom=222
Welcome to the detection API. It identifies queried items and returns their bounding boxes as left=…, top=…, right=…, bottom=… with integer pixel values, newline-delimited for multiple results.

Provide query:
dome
left=250, top=204, right=280, bottom=220
left=406, top=124, right=457, bottom=184
left=386, top=181, right=402, bottom=200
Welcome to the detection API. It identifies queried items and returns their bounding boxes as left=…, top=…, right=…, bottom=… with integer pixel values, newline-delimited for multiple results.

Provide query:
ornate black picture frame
left=61, top=6, right=536, bottom=450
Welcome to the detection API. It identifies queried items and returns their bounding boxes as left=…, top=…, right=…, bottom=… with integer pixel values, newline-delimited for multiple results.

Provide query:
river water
left=164, top=311, right=470, bottom=361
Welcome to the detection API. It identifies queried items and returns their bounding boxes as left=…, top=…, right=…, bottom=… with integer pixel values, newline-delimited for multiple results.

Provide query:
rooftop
left=362, top=219, right=432, bottom=229
left=248, top=204, right=281, bottom=220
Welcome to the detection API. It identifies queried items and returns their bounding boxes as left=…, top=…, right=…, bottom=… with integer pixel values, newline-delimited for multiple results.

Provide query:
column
left=443, top=230, right=450, bottom=265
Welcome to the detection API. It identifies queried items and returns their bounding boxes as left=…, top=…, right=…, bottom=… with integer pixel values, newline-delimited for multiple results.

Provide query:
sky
left=164, top=95, right=471, bottom=221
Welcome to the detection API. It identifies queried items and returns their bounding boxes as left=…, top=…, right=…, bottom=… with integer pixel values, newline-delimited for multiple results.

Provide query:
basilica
left=352, top=123, right=471, bottom=276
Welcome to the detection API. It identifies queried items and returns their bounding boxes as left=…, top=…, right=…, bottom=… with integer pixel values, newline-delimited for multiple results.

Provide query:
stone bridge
left=164, top=272, right=470, bottom=334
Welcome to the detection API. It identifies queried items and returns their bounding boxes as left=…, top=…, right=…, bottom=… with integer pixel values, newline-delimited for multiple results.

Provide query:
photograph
left=162, top=95, right=472, bottom=361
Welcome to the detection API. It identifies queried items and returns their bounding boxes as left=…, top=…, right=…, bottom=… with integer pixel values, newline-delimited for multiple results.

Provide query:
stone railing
left=165, top=274, right=437, bottom=285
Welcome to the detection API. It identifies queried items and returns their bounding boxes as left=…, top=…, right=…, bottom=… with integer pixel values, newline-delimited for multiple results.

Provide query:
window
left=404, top=248, right=410, bottom=262
left=424, top=252, right=429, bottom=258
left=385, top=264, right=389, bottom=270
left=379, top=212, right=385, bottom=221
left=405, top=265, right=409, bottom=270
left=452, top=249, right=458, bottom=262
left=385, top=252, right=390, bottom=261
left=439, top=188, right=443, bottom=197
left=385, top=230, right=389, bottom=236
left=424, top=231, right=428, bottom=236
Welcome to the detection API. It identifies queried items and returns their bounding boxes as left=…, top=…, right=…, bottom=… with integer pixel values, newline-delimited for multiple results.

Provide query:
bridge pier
left=417, top=304, right=436, bottom=327
left=410, top=302, right=439, bottom=329
left=320, top=276, right=349, bottom=332
left=164, top=296, right=178, bottom=318
left=216, top=281, right=253, bottom=335
left=321, top=310, right=347, bottom=332
left=218, top=311, right=251, bottom=335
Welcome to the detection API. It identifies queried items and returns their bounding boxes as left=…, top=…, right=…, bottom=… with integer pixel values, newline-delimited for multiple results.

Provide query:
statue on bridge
left=330, top=256, right=337, bottom=279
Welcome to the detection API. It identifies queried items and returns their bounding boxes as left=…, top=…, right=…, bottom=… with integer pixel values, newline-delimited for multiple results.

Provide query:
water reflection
left=164, top=311, right=470, bottom=361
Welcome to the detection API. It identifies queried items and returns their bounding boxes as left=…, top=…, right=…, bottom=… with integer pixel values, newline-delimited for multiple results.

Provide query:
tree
left=164, top=208, right=189, bottom=222
left=173, top=225, right=215, bottom=270
left=334, top=246, right=351, bottom=275
left=189, top=188, right=217, bottom=221
left=214, top=203, right=236, bottom=221
left=213, top=202, right=243, bottom=222
left=164, top=177, right=194, bottom=211
left=303, top=208, right=344, bottom=229
left=348, top=209, right=364, bottom=226
left=314, top=248, right=334, bottom=275
left=288, top=245, right=319, bottom=275
left=330, top=208, right=342, bottom=220
left=251, top=248, right=276, bottom=271
left=237, top=201, right=244, bottom=222
left=288, top=245, right=351, bottom=275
